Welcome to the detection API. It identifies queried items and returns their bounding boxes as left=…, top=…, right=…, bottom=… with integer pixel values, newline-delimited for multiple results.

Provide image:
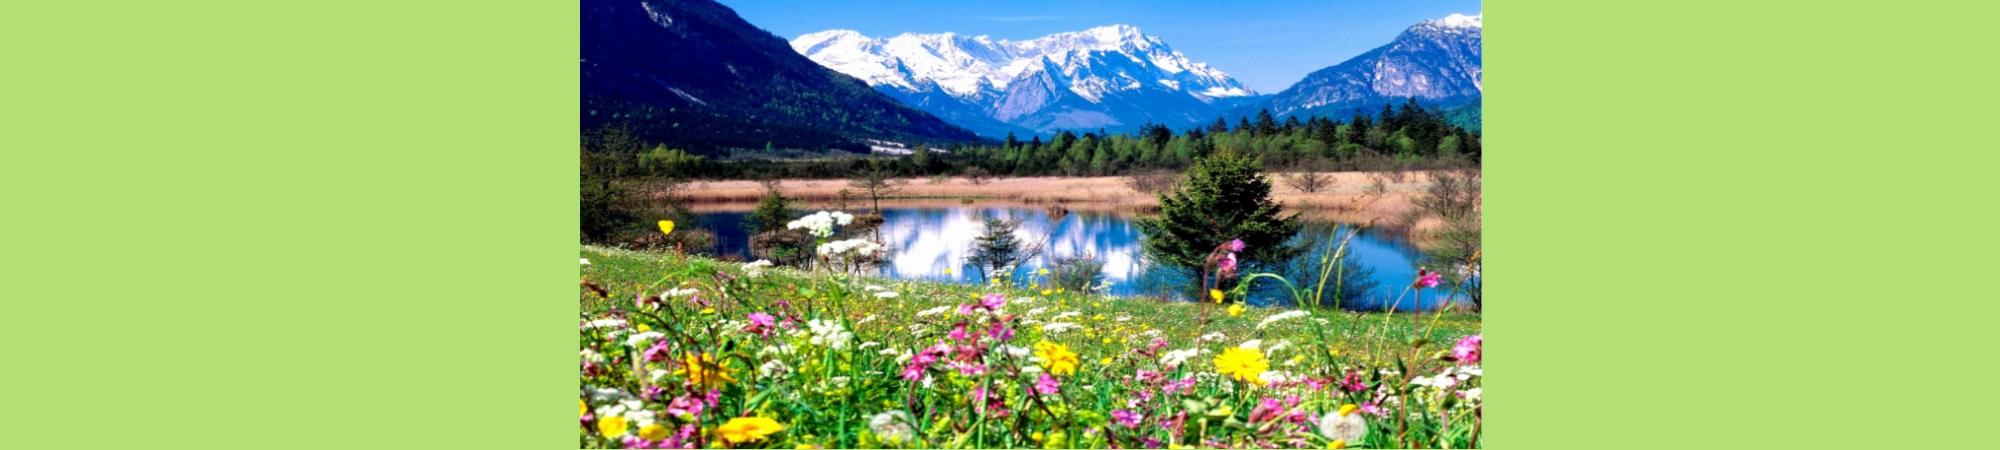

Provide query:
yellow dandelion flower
left=1338, top=403, right=1360, bottom=417
left=673, top=352, right=737, bottom=389
left=580, top=399, right=588, bottom=418
left=636, top=323, right=651, bottom=332
left=717, top=416, right=785, bottom=444
left=657, top=220, right=675, bottom=236
left=1209, top=289, right=1225, bottom=303
left=1038, top=268, right=1051, bottom=275
left=1099, top=356, right=1114, bottom=365
left=1213, top=347, right=1269, bottom=385
left=597, top=415, right=629, bottom=438
left=1041, top=289, right=1053, bottom=296
left=1033, top=340, right=1080, bottom=376
left=1227, top=303, right=1246, bottom=317
left=1327, top=440, right=1346, bottom=449
left=638, top=423, right=670, bottom=441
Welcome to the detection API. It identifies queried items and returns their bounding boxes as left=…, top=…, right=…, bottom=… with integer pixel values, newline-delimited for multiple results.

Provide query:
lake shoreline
left=662, top=171, right=1453, bottom=242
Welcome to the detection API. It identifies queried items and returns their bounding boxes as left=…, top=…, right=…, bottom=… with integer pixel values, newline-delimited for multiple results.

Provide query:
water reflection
left=697, top=207, right=1469, bottom=311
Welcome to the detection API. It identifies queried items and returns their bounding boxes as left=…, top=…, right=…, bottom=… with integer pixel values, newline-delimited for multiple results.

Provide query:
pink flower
left=1218, top=252, right=1238, bottom=274
left=665, top=395, right=704, bottom=417
left=1111, top=409, right=1143, bottom=428
left=900, top=363, right=926, bottom=381
left=642, top=339, right=671, bottom=362
left=744, top=312, right=776, bottom=335
left=1340, top=370, right=1367, bottom=392
left=1034, top=373, right=1061, bottom=396
left=987, top=322, right=1014, bottom=341
left=1226, top=239, right=1246, bottom=252
left=1453, top=334, right=1482, bottom=365
left=980, top=293, right=1007, bottom=310
left=1415, top=269, right=1443, bottom=289
left=948, top=323, right=971, bottom=341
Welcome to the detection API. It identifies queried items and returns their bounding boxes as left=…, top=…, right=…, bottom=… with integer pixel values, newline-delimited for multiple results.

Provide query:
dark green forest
left=610, top=99, right=1481, bottom=180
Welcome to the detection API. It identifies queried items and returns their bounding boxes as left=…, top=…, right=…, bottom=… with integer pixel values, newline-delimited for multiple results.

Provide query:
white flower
left=915, top=306, right=952, bottom=317
left=1258, top=370, right=1297, bottom=385
left=874, top=291, right=900, bottom=299
left=1002, top=345, right=1031, bottom=358
left=624, top=331, right=664, bottom=348
left=1256, top=310, right=1311, bottom=330
left=759, top=359, right=791, bottom=378
left=1051, top=311, right=1082, bottom=321
left=1263, top=339, right=1293, bottom=356
left=807, top=319, right=853, bottom=349
left=1199, top=332, right=1226, bottom=342
left=1461, top=387, right=1482, bottom=402
left=1318, top=408, right=1368, bottom=442
left=1041, top=322, right=1081, bottom=334
left=580, top=258, right=591, bottom=265
left=817, top=239, right=883, bottom=259
left=580, top=348, right=607, bottom=364
left=663, top=287, right=699, bottom=297
left=1160, top=348, right=1200, bottom=367
left=1238, top=339, right=1263, bottom=350
left=787, top=211, right=854, bottom=238
left=864, top=285, right=887, bottom=291
left=742, top=259, right=773, bottom=277
left=581, top=318, right=627, bottom=329
left=868, top=410, right=916, bottom=443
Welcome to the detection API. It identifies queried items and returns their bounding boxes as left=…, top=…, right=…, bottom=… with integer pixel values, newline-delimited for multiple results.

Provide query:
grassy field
left=579, top=245, right=1482, bottom=448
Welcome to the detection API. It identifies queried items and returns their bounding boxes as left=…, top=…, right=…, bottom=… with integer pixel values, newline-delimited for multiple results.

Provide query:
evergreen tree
left=1254, top=108, right=1279, bottom=136
left=1137, top=154, right=1302, bottom=283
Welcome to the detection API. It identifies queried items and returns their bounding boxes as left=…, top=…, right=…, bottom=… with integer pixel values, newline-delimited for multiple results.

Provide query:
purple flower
left=980, top=293, right=1007, bottom=310
left=900, top=363, right=926, bottom=381
left=948, top=323, right=971, bottom=341
left=642, top=385, right=666, bottom=401
left=1111, top=409, right=1143, bottom=428
left=665, top=395, right=704, bottom=417
left=1340, top=370, right=1367, bottom=392
left=1453, top=334, right=1482, bottom=365
left=987, top=322, right=1014, bottom=341
left=642, top=339, right=671, bottom=362
left=1226, top=239, right=1246, bottom=252
left=1034, top=373, right=1062, bottom=396
left=1218, top=253, right=1238, bottom=273
left=1415, top=269, right=1443, bottom=289
left=745, top=312, right=776, bottom=335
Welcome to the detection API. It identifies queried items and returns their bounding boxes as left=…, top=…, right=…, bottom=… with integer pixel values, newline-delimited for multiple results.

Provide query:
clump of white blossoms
left=1318, top=404, right=1368, bottom=444
left=787, top=210, right=854, bottom=238
left=817, top=238, right=882, bottom=258
left=1256, top=310, right=1310, bottom=330
left=741, top=259, right=773, bottom=277
left=868, top=410, right=916, bottom=444
left=806, top=319, right=854, bottom=349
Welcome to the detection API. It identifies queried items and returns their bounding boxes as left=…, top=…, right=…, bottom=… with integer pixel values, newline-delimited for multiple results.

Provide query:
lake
left=695, top=206, right=1470, bottom=311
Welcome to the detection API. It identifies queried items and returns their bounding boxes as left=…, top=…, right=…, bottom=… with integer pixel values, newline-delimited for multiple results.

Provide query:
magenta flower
left=1415, top=269, right=1443, bottom=289
left=900, top=363, right=926, bottom=381
left=980, top=293, right=1007, bottom=310
left=1034, top=373, right=1061, bottom=395
left=948, top=323, right=971, bottom=341
left=1218, top=252, right=1238, bottom=273
left=1340, top=370, right=1367, bottom=392
left=642, top=385, right=666, bottom=401
left=987, top=322, right=1014, bottom=341
left=665, top=395, right=704, bottom=417
left=1453, top=334, right=1482, bottom=365
left=1226, top=239, right=1246, bottom=252
left=642, top=339, right=671, bottom=362
left=744, top=312, right=776, bottom=335
left=1111, top=409, right=1143, bottom=428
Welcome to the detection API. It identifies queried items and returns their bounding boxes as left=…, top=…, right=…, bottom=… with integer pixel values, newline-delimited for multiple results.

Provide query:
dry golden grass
left=664, top=171, right=1451, bottom=232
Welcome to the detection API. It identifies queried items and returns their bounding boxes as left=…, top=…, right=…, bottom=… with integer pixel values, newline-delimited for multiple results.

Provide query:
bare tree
left=962, top=166, right=993, bottom=185
left=848, top=163, right=905, bottom=213
left=1284, top=160, right=1336, bottom=193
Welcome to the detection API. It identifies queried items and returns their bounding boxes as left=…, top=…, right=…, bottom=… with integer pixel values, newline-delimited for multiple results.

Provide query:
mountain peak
left=1422, top=13, right=1482, bottom=30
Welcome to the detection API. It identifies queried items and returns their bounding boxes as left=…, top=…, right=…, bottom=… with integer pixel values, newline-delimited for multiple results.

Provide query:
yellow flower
left=1213, top=347, right=1269, bottom=385
left=580, top=399, right=588, bottom=418
left=1033, top=340, right=1080, bottom=376
left=1041, top=289, right=1053, bottom=296
left=717, top=416, right=785, bottom=444
left=700, top=307, right=717, bottom=315
left=1099, top=356, right=1114, bottom=365
left=1038, top=268, right=1051, bottom=275
left=597, top=415, right=629, bottom=438
left=638, top=423, right=670, bottom=441
left=636, top=323, right=651, bottom=332
left=1338, top=403, right=1360, bottom=417
left=1209, top=289, right=1225, bottom=303
left=1227, top=303, right=1246, bottom=317
left=1327, top=440, right=1347, bottom=449
left=657, top=220, right=675, bottom=236
left=673, top=352, right=738, bottom=389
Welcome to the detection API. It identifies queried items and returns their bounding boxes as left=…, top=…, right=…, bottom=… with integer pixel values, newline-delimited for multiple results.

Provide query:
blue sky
left=720, top=0, right=1481, bottom=93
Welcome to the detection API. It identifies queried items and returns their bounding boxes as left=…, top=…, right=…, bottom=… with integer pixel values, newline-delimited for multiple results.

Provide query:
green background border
left=6, top=0, right=1997, bottom=448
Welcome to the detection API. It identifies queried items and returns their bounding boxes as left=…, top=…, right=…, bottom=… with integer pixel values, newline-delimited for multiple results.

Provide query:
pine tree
left=1137, top=154, right=1302, bottom=280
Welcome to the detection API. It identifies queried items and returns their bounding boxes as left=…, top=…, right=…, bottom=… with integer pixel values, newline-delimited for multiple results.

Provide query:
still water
left=697, top=206, right=1468, bottom=310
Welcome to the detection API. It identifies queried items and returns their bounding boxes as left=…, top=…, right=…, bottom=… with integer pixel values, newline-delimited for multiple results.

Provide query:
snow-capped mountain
left=792, top=25, right=1255, bottom=137
left=1253, top=13, right=1482, bottom=120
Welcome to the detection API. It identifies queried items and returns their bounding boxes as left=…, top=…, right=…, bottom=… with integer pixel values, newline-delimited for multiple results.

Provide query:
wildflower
left=1226, top=238, right=1246, bottom=252
left=786, top=211, right=852, bottom=238
left=580, top=398, right=588, bottom=417
left=806, top=319, right=853, bottom=349
left=716, top=416, right=785, bottom=444
left=657, top=220, right=674, bottom=236
left=665, top=395, right=705, bottom=418
left=1339, top=371, right=1367, bottom=392
left=580, top=258, right=591, bottom=265
left=597, top=414, right=629, bottom=438
left=1414, top=269, right=1442, bottom=289
left=1039, top=267, right=1051, bottom=275
left=1317, top=404, right=1367, bottom=443
left=1452, top=334, right=1482, bottom=365
left=1213, top=347, right=1270, bottom=385
left=981, top=293, right=1008, bottom=310
left=1218, top=252, right=1238, bottom=274
left=1034, top=373, right=1062, bottom=395
left=1256, top=310, right=1310, bottom=330
left=1111, top=409, right=1143, bottom=428
left=988, top=322, right=1014, bottom=341
left=745, top=312, right=776, bottom=336
left=1160, top=349, right=1200, bottom=368
left=624, top=331, right=665, bottom=348
left=874, top=291, right=899, bottom=298
left=638, top=423, right=669, bottom=441
left=1033, top=340, right=1080, bottom=376
left=1227, top=303, right=1246, bottom=317
left=868, top=411, right=915, bottom=444
left=672, top=352, right=737, bottom=389
left=742, top=259, right=773, bottom=277
left=1209, top=289, right=1225, bottom=303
